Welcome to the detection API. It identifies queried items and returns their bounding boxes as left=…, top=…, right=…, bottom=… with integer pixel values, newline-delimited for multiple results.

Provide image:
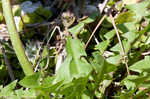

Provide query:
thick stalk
left=2, top=0, right=34, bottom=76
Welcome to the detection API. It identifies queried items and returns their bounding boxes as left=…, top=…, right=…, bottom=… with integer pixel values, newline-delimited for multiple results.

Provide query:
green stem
left=2, top=0, right=34, bottom=76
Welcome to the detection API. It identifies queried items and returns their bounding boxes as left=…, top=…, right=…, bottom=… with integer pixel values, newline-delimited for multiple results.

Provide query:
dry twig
left=85, top=0, right=109, bottom=49
left=34, top=26, right=61, bottom=72
left=86, top=25, right=100, bottom=44
left=109, top=14, right=130, bottom=75
left=85, top=15, right=106, bottom=49
left=44, top=26, right=62, bottom=70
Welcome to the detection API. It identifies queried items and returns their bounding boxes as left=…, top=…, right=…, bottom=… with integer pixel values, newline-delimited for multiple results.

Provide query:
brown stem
left=85, top=15, right=106, bottom=49
left=109, top=14, right=130, bottom=75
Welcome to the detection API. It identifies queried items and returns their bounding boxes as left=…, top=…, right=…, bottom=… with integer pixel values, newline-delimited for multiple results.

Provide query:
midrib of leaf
left=67, top=37, right=83, bottom=74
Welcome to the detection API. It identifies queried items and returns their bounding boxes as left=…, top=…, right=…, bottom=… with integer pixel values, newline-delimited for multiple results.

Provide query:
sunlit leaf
left=125, top=0, right=150, bottom=21
left=91, top=52, right=117, bottom=82
left=117, top=22, right=136, bottom=33
left=59, top=77, right=88, bottom=99
left=116, top=11, right=135, bottom=24
left=68, top=22, right=84, bottom=37
left=0, top=80, right=17, bottom=97
left=106, top=55, right=121, bottom=65
left=95, top=40, right=110, bottom=54
left=104, top=30, right=116, bottom=40
left=123, top=0, right=141, bottom=5
left=81, top=13, right=98, bottom=24
left=54, top=37, right=92, bottom=84
left=37, top=76, right=62, bottom=92
left=15, top=88, right=36, bottom=98
left=122, top=31, right=137, bottom=43
left=129, top=56, right=150, bottom=73
left=122, top=75, right=138, bottom=90
left=19, top=72, right=41, bottom=88
left=110, top=40, right=131, bottom=54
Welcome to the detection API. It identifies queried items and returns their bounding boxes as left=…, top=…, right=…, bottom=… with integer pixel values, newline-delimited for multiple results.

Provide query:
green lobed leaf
left=122, top=74, right=150, bottom=91
left=0, top=80, right=17, bottom=97
left=54, top=37, right=92, bottom=84
left=99, top=28, right=109, bottom=41
left=122, top=31, right=137, bottom=43
left=104, top=22, right=136, bottom=41
left=95, top=40, right=110, bottom=54
left=59, top=77, right=88, bottom=99
left=19, top=72, right=41, bottom=88
left=91, top=52, right=105, bottom=73
left=91, top=52, right=117, bottom=82
left=125, top=0, right=150, bottom=21
left=15, top=88, right=36, bottom=98
left=81, top=13, right=98, bottom=24
left=110, top=40, right=131, bottom=54
left=68, top=22, right=84, bottom=37
left=37, top=76, right=62, bottom=92
left=104, top=30, right=116, bottom=40
left=115, top=11, right=135, bottom=24
left=106, top=55, right=121, bottom=66
left=117, top=22, right=137, bottom=33
left=129, top=56, right=150, bottom=73
left=121, top=75, right=138, bottom=90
